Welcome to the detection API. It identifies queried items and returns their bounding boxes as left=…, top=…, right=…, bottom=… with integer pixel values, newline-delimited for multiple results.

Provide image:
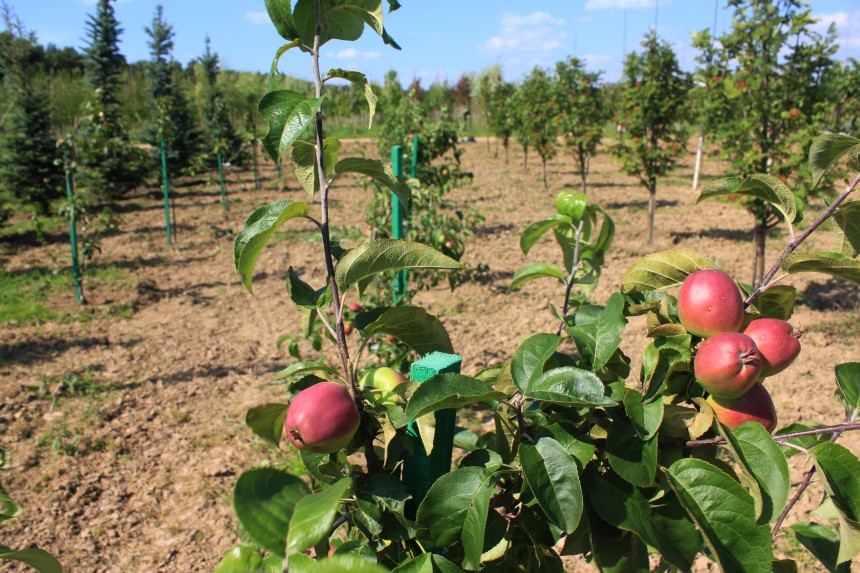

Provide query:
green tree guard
left=403, top=352, right=461, bottom=517
left=391, top=145, right=407, bottom=300
left=160, top=139, right=172, bottom=246
left=64, top=150, right=84, bottom=305
left=217, top=129, right=228, bottom=211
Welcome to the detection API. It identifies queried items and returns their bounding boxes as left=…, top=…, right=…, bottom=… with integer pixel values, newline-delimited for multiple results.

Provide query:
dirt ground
left=1, top=138, right=858, bottom=572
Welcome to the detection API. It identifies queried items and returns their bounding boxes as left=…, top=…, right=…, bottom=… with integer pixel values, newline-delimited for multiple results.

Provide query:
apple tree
left=612, top=31, right=689, bottom=244
left=487, top=79, right=516, bottom=166
left=516, top=66, right=559, bottom=189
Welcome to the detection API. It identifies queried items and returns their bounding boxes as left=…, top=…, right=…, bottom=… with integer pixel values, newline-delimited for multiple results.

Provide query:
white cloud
left=245, top=11, right=270, bottom=25
left=479, top=11, right=567, bottom=56
left=329, top=48, right=381, bottom=60
left=812, top=10, right=860, bottom=48
left=585, top=0, right=666, bottom=10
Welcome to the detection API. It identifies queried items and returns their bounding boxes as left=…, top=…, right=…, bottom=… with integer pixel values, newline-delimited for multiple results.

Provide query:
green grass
left=0, top=264, right=127, bottom=324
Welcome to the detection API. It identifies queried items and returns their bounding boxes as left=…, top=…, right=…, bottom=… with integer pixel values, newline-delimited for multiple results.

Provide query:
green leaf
left=620, top=249, right=714, bottom=292
left=268, top=41, right=302, bottom=92
left=833, top=201, right=860, bottom=258
left=790, top=522, right=848, bottom=573
left=415, top=467, right=495, bottom=564
left=0, top=483, right=20, bottom=522
left=326, top=69, right=378, bottom=128
left=519, top=215, right=571, bottom=255
left=623, top=390, right=663, bottom=440
left=258, top=90, right=324, bottom=160
left=403, top=374, right=505, bottom=426
left=699, top=174, right=796, bottom=223
left=524, top=366, right=617, bottom=407
left=234, top=200, right=310, bottom=293
left=641, top=334, right=692, bottom=402
left=606, top=414, right=657, bottom=487
left=264, top=0, right=301, bottom=42
left=781, top=253, right=860, bottom=284
left=215, top=545, right=282, bottom=573
left=0, top=548, right=63, bottom=573
left=234, top=468, right=308, bottom=557
left=587, top=470, right=698, bottom=572
left=587, top=509, right=651, bottom=573
left=810, top=442, right=860, bottom=522
left=275, top=361, right=340, bottom=381
left=520, top=437, right=583, bottom=533
left=555, top=192, right=587, bottom=223
left=286, top=267, right=331, bottom=309
left=286, top=477, right=351, bottom=556
left=835, top=362, right=860, bottom=410
left=393, top=553, right=463, bottom=573
left=566, top=293, right=627, bottom=371
left=312, top=555, right=391, bottom=573
left=334, top=157, right=411, bottom=209
left=722, top=422, right=790, bottom=524
left=751, top=285, right=796, bottom=320
left=809, top=133, right=860, bottom=188
left=357, top=306, right=454, bottom=355
left=509, top=262, right=565, bottom=292
left=509, top=333, right=560, bottom=394
left=666, top=458, right=773, bottom=573
left=335, top=239, right=463, bottom=292
left=290, top=138, right=341, bottom=195
left=245, top=404, right=288, bottom=447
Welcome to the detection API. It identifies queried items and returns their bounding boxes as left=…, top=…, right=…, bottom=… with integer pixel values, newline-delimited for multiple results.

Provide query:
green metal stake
left=403, top=352, right=461, bottom=517
left=217, top=142, right=228, bottom=211
left=391, top=145, right=407, bottom=301
left=160, top=139, right=173, bottom=247
left=410, top=133, right=419, bottom=179
left=64, top=151, right=83, bottom=305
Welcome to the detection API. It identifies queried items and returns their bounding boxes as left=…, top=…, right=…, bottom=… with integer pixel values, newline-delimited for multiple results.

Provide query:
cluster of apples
left=679, top=270, right=802, bottom=432
left=282, top=367, right=406, bottom=454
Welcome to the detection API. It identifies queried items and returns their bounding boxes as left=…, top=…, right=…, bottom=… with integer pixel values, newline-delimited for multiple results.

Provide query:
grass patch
left=0, top=264, right=127, bottom=324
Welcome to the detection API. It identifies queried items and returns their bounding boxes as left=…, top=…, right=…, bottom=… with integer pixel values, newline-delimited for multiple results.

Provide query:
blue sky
left=12, top=1, right=860, bottom=84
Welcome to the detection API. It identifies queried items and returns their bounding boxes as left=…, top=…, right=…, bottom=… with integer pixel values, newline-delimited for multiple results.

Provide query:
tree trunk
left=542, top=158, right=548, bottom=189
left=504, top=142, right=509, bottom=166
left=523, top=146, right=528, bottom=170
left=692, top=133, right=704, bottom=190
left=648, top=184, right=656, bottom=244
left=753, top=220, right=767, bottom=286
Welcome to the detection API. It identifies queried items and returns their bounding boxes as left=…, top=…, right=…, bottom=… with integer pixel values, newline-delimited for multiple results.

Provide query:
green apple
left=360, top=367, right=406, bottom=407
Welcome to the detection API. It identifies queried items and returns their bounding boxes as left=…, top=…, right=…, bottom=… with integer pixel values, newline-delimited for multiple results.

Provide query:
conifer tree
left=145, top=5, right=200, bottom=174
left=0, top=3, right=62, bottom=216
left=77, top=0, right=142, bottom=202
left=199, top=37, right=241, bottom=166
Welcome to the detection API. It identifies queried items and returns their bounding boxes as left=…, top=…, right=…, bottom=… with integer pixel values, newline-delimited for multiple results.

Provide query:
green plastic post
left=160, top=139, right=172, bottom=247
left=410, top=133, right=419, bottom=179
left=391, top=145, right=407, bottom=300
left=403, top=352, right=462, bottom=517
left=217, top=148, right=228, bottom=211
left=64, top=151, right=83, bottom=305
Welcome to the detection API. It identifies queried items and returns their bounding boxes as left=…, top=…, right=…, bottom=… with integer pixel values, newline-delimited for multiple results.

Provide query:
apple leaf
left=789, top=522, right=848, bottom=573
left=509, top=333, right=560, bottom=393
left=357, top=305, right=454, bottom=355
left=264, top=0, right=301, bottom=42
left=525, top=366, right=616, bottom=406
left=750, top=285, right=796, bottom=320
left=835, top=362, right=860, bottom=411
left=234, top=468, right=308, bottom=557
left=520, top=215, right=572, bottom=255
left=267, top=40, right=302, bottom=92
left=392, top=553, right=463, bottom=573
left=833, top=201, right=860, bottom=258
left=290, top=138, right=341, bottom=195
left=623, top=390, right=663, bottom=440
left=641, top=334, right=692, bottom=402
left=699, top=174, right=797, bottom=223
left=809, top=133, right=860, bottom=188
left=509, top=262, right=565, bottom=292
left=245, top=403, right=289, bottom=447
left=810, top=443, right=860, bottom=523
left=666, top=458, right=773, bottom=573
left=620, top=249, right=714, bottom=292
left=286, top=477, right=351, bottom=556
left=780, top=253, right=860, bottom=284
left=285, top=267, right=331, bottom=310
left=520, top=437, right=583, bottom=533
left=313, top=555, right=392, bottom=573
left=606, top=414, right=658, bottom=487
left=402, top=374, right=505, bottom=425
left=335, top=239, right=463, bottom=293
left=215, top=545, right=282, bottom=573
left=258, top=90, right=324, bottom=161
left=0, top=483, right=20, bottom=522
left=566, top=292, right=627, bottom=371
left=234, top=200, right=310, bottom=293
left=555, top=192, right=588, bottom=223
left=0, top=547, right=63, bottom=573
left=334, top=157, right=411, bottom=209
left=326, top=69, right=378, bottom=128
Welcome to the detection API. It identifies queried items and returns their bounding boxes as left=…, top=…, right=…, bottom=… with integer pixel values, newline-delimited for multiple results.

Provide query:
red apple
left=348, top=302, right=362, bottom=312
left=694, top=332, right=762, bottom=399
left=742, top=318, right=801, bottom=377
left=678, top=270, right=745, bottom=337
left=360, top=367, right=406, bottom=407
left=284, top=382, right=359, bottom=454
left=343, top=321, right=354, bottom=335
left=707, top=383, right=778, bottom=432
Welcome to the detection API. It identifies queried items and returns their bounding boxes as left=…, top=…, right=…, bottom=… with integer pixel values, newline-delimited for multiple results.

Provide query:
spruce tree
left=199, top=37, right=240, bottom=166
left=145, top=5, right=200, bottom=174
left=77, top=0, right=142, bottom=202
left=0, top=4, right=62, bottom=216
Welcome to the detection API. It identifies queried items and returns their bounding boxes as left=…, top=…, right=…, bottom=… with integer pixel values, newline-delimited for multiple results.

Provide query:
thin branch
left=656, top=422, right=860, bottom=449
left=556, top=219, right=586, bottom=336
left=745, top=173, right=860, bottom=306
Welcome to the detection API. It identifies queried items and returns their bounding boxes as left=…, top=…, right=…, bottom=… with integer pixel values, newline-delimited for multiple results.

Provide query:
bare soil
left=1, top=139, right=858, bottom=572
